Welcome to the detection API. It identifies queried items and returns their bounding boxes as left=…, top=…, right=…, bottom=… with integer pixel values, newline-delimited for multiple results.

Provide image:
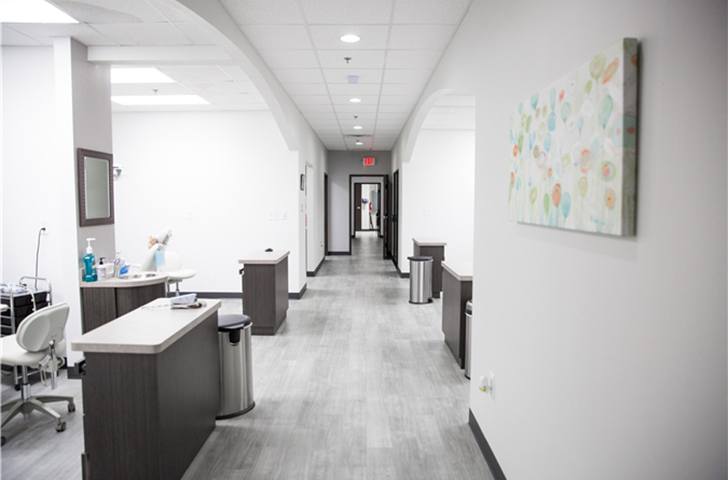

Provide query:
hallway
left=183, top=233, right=491, bottom=479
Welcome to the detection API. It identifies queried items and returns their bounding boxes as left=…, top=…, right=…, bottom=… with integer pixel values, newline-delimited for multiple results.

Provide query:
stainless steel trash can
left=464, top=300, right=472, bottom=379
left=217, top=314, right=255, bottom=419
left=408, top=256, right=433, bottom=304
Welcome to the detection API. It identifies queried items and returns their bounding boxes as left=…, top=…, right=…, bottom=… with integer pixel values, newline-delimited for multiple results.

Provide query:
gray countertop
left=80, top=272, right=168, bottom=289
left=442, top=261, right=473, bottom=281
left=71, top=298, right=221, bottom=354
left=238, top=250, right=290, bottom=265
left=413, top=238, right=447, bottom=247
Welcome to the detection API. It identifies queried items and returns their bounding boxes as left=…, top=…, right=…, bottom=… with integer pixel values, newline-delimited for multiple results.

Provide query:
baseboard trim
left=289, top=283, right=307, bottom=299
left=327, top=251, right=351, bottom=256
left=469, top=409, right=507, bottom=480
left=393, top=261, right=409, bottom=278
left=307, top=257, right=325, bottom=277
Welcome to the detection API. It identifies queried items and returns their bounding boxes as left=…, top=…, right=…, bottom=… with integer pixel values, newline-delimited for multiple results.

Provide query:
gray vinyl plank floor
left=1, top=232, right=491, bottom=480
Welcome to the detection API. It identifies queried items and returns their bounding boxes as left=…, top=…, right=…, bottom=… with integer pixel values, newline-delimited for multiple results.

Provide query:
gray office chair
left=0, top=303, right=75, bottom=445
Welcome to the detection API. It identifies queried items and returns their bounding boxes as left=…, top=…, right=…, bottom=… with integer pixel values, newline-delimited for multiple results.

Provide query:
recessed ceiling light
left=0, top=0, right=78, bottom=23
left=349, top=97, right=362, bottom=104
left=111, top=68, right=174, bottom=84
left=353, top=125, right=363, bottom=130
left=355, top=140, right=363, bottom=146
left=111, top=95, right=208, bottom=106
left=340, top=34, right=360, bottom=44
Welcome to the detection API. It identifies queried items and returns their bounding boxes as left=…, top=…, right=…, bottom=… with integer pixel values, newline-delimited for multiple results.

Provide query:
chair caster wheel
left=56, top=421, right=66, bottom=433
left=14, top=384, right=20, bottom=391
left=68, top=402, right=76, bottom=413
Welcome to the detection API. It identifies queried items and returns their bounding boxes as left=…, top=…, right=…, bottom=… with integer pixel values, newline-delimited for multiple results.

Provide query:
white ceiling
left=220, top=0, right=473, bottom=150
left=1, top=0, right=473, bottom=150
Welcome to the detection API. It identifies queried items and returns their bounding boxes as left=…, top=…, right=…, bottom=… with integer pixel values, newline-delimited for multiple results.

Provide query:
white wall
left=397, top=128, right=475, bottom=273
left=326, top=150, right=391, bottom=253
left=1, top=40, right=111, bottom=364
left=395, top=0, right=728, bottom=478
left=113, top=110, right=306, bottom=293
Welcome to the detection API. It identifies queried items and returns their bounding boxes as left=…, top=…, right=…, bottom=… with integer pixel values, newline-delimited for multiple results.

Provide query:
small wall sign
left=362, top=156, right=376, bottom=167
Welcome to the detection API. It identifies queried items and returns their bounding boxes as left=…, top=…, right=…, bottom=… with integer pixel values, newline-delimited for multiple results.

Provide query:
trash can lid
left=407, top=256, right=433, bottom=262
left=218, top=313, right=252, bottom=331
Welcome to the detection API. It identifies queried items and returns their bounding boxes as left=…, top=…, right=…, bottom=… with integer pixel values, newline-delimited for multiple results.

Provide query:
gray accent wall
left=326, top=151, right=391, bottom=253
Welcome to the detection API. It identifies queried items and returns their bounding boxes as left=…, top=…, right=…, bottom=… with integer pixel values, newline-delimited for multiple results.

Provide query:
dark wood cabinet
left=80, top=282, right=166, bottom=333
left=241, top=254, right=289, bottom=335
left=442, top=264, right=472, bottom=368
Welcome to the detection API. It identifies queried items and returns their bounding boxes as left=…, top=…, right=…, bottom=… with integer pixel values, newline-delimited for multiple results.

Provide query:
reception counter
left=441, top=261, right=472, bottom=368
left=72, top=299, right=221, bottom=480
left=239, top=250, right=289, bottom=335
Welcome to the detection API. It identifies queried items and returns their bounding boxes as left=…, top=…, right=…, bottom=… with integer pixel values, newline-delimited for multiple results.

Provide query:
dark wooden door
left=354, top=183, right=362, bottom=234
left=324, top=173, right=329, bottom=254
left=392, top=170, right=399, bottom=267
left=382, top=175, right=389, bottom=259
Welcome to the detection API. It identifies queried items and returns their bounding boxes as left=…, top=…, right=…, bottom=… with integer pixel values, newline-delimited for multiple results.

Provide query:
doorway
left=354, top=183, right=380, bottom=233
left=324, top=172, right=329, bottom=255
left=349, top=174, right=389, bottom=257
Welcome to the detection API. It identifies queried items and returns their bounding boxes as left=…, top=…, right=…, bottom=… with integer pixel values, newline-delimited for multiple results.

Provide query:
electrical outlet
left=479, top=372, right=495, bottom=397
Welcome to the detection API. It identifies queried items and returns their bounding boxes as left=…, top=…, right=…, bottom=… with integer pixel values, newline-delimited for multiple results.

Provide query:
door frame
left=392, top=170, right=399, bottom=269
left=324, top=172, right=329, bottom=255
left=348, top=174, right=389, bottom=255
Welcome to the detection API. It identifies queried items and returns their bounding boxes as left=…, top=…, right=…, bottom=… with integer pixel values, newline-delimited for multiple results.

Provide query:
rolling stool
left=216, top=314, right=254, bottom=418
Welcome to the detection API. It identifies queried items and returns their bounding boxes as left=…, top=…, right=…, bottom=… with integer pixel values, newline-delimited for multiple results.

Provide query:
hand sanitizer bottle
left=83, top=238, right=98, bottom=282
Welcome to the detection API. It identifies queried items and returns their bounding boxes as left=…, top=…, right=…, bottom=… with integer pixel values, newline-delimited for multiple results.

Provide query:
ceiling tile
left=7, top=23, right=117, bottom=46
left=330, top=94, right=378, bottom=105
left=323, top=69, right=382, bottom=84
left=337, top=112, right=376, bottom=122
left=146, top=0, right=193, bottom=22
left=219, top=65, right=252, bottom=82
left=242, top=25, right=312, bottom=50
left=53, top=0, right=167, bottom=23
left=159, top=66, right=232, bottom=83
left=388, top=25, right=456, bottom=50
left=380, top=83, right=424, bottom=96
left=174, top=23, right=218, bottom=45
left=273, top=68, right=324, bottom=83
left=308, top=25, right=388, bottom=50
left=284, top=83, right=329, bottom=95
left=318, top=49, right=385, bottom=69
left=385, top=49, right=441, bottom=69
left=379, top=94, right=419, bottom=105
left=221, top=0, right=304, bottom=25
left=392, top=0, right=472, bottom=25
left=259, top=50, right=319, bottom=69
left=326, top=83, right=380, bottom=96
left=382, top=68, right=431, bottom=83
left=92, top=23, right=190, bottom=46
left=292, top=95, right=332, bottom=105
left=299, top=104, right=335, bottom=114
left=300, top=0, right=393, bottom=24
left=334, top=104, right=377, bottom=113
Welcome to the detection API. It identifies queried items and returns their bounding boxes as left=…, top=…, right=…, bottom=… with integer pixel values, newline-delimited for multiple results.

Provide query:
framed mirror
left=77, top=148, right=115, bottom=226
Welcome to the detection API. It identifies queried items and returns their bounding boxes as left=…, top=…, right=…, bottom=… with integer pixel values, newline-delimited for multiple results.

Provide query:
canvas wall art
left=508, top=38, right=638, bottom=236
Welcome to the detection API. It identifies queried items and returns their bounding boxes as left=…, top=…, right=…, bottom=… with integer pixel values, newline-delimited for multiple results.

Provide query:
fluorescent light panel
left=111, top=95, right=208, bottom=106
left=111, top=67, right=174, bottom=84
left=0, top=0, right=78, bottom=23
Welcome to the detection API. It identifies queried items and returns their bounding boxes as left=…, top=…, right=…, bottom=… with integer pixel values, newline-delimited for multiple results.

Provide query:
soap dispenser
left=83, top=238, right=98, bottom=282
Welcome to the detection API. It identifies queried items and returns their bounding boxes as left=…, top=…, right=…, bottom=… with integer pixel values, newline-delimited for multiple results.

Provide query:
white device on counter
left=170, top=293, right=200, bottom=309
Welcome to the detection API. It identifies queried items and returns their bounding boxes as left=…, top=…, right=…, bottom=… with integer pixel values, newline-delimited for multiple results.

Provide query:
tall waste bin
left=217, top=313, right=255, bottom=419
left=465, top=300, right=473, bottom=379
left=408, top=256, right=433, bottom=304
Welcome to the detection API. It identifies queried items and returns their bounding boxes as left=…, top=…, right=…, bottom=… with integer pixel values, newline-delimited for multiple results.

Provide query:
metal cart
left=0, top=276, right=53, bottom=388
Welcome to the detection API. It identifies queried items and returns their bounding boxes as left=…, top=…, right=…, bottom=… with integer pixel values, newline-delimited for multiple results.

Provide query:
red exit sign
left=362, top=156, right=376, bottom=167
